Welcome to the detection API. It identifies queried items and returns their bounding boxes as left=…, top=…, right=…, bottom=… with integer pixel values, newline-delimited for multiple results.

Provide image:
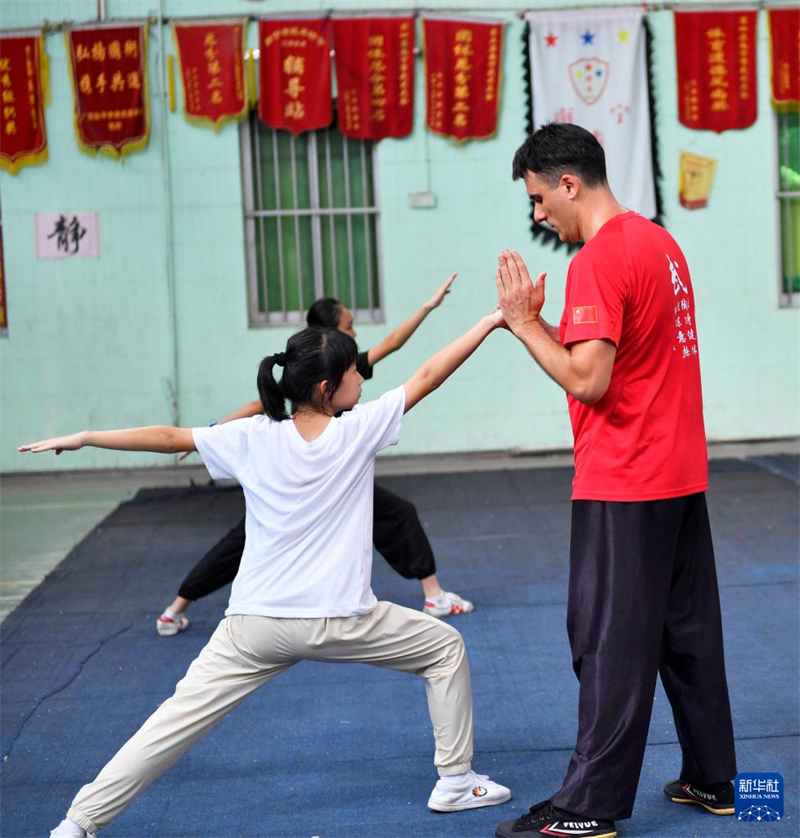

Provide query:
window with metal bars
left=240, top=110, right=383, bottom=326
left=777, top=111, right=799, bottom=307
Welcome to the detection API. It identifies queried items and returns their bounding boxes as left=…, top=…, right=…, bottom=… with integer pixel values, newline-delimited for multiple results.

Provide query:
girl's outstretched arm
left=367, top=272, right=457, bottom=366
left=403, top=309, right=503, bottom=413
left=19, top=426, right=196, bottom=456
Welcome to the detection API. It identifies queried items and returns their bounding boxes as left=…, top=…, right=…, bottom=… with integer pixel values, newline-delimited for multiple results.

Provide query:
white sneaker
left=49, top=818, right=94, bottom=837
left=428, top=770, right=511, bottom=812
left=423, top=591, right=475, bottom=618
left=156, top=613, right=189, bottom=637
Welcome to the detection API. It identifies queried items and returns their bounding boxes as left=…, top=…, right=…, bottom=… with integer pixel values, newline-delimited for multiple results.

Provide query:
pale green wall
left=1, top=0, right=798, bottom=472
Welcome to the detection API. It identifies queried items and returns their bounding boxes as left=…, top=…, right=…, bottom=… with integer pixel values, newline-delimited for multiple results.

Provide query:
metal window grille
left=241, top=110, right=383, bottom=326
left=776, top=110, right=800, bottom=307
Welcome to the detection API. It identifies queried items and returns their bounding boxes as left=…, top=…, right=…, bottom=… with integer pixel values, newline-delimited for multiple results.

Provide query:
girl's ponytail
left=257, top=354, right=290, bottom=421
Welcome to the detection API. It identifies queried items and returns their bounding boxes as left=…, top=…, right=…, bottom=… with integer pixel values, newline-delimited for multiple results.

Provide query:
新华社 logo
left=735, top=772, right=783, bottom=822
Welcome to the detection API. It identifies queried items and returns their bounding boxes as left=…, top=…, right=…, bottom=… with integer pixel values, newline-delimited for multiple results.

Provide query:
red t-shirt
left=558, top=211, right=708, bottom=501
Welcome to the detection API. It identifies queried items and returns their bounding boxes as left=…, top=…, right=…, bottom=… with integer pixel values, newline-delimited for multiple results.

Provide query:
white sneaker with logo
left=428, top=771, right=511, bottom=812
left=423, top=591, right=475, bottom=618
left=156, top=613, right=189, bottom=637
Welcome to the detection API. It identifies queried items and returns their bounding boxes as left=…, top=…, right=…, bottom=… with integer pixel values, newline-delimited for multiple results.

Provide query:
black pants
left=178, top=483, right=437, bottom=601
left=550, top=493, right=737, bottom=822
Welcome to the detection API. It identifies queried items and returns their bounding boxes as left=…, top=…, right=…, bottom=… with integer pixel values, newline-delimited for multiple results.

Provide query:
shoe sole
left=156, top=621, right=187, bottom=637
left=429, top=790, right=511, bottom=812
left=667, top=795, right=734, bottom=816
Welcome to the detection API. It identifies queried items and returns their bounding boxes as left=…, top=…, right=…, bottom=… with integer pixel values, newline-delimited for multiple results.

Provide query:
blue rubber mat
left=1, top=458, right=797, bottom=838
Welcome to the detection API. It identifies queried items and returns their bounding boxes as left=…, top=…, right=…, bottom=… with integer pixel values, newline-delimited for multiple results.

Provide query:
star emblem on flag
left=545, top=33, right=558, bottom=47
left=617, top=30, right=630, bottom=43
left=581, top=30, right=595, bottom=44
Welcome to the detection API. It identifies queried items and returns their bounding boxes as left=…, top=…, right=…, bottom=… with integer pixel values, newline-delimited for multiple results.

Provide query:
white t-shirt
left=192, top=386, right=406, bottom=618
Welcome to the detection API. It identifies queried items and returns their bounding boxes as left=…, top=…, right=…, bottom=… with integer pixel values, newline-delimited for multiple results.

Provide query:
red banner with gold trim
left=258, top=18, right=332, bottom=135
left=0, top=33, right=48, bottom=175
left=66, top=24, right=149, bottom=158
left=768, top=8, right=800, bottom=111
left=422, top=17, right=503, bottom=142
left=675, top=9, right=758, bottom=133
left=332, top=16, right=414, bottom=141
left=173, top=20, right=247, bottom=130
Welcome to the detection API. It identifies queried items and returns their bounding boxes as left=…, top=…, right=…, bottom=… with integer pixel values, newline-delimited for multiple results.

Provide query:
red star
left=545, top=33, right=558, bottom=47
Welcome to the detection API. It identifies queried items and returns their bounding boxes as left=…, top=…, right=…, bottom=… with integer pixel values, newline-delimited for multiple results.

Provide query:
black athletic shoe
left=496, top=800, right=617, bottom=838
left=663, top=779, right=735, bottom=815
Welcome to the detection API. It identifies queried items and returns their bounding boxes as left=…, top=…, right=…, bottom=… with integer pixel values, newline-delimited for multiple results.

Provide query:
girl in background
left=157, top=274, right=472, bottom=638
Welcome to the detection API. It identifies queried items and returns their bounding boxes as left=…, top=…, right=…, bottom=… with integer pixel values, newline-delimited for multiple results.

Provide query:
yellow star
left=618, top=30, right=630, bottom=43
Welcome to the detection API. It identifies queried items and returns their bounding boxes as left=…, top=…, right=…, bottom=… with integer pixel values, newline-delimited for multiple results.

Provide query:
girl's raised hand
left=424, top=272, right=457, bottom=310
left=19, top=432, right=85, bottom=455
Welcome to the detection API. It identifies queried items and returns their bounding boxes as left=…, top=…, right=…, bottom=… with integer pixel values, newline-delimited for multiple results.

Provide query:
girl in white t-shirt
left=21, top=313, right=510, bottom=838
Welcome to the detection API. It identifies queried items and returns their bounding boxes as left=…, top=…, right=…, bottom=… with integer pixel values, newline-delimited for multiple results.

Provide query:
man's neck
left=579, top=191, right=628, bottom=242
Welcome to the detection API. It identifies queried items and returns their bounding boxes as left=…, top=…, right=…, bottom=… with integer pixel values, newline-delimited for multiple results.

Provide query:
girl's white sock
left=163, top=607, right=181, bottom=619
left=438, top=771, right=471, bottom=787
left=50, top=818, right=87, bottom=837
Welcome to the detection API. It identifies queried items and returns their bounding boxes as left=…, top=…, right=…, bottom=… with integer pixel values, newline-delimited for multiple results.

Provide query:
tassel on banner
left=247, top=48, right=257, bottom=107
left=167, top=54, right=176, bottom=112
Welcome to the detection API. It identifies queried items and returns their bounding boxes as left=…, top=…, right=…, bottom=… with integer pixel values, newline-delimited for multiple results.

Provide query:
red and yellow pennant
left=768, top=8, right=800, bottom=112
left=675, top=9, right=758, bottom=133
left=422, top=16, right=503, bottom=142
left=173, top=19, right=247, bottom=131
left=0, top=33, right=48, bottom=175
left=258, top=18, right=332, bottom=135
left=66, top=24, right=149, bottom=158
left=332, top=16, right=414, bottom=141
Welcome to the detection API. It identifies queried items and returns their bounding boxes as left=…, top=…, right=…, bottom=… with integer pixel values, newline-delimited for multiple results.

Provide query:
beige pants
left=67, top=602, right=473, bottom=834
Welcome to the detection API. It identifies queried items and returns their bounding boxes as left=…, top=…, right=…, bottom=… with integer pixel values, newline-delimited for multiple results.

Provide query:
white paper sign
left=36, top=212, right=100, bottom=259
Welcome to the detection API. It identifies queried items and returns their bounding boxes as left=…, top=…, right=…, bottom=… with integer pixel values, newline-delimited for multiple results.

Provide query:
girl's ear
left=316, top=379, right=330, bottom=407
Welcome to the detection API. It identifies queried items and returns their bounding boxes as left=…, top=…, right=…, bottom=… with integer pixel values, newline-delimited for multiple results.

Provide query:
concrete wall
left=2, top=0, right=798, bottom=472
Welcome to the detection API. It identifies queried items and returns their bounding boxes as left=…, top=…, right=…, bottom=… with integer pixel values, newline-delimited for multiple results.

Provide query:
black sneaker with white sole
left=496, top=800, right=617, bottom=838
left=663, top=778, right=735, bottom=815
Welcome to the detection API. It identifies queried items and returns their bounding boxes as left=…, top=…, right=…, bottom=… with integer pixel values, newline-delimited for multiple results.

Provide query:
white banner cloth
left=525, top=7, right=657, bottom=220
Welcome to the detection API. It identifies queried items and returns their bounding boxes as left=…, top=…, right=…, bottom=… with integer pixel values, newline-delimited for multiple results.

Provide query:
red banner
left=66, top=24, right=149, bottom=158
left=0, top=34, right=48, bottom=175
left=675, top=9, right=758, bottom=133
left=258, top=18, right=332, bottom=135
left=423, top=17, right=503, bottom=141
left=173, top=20, right=247, bottom=130
left=768, top=8, right=800, bottom=111
left=332, top=17, right=414, bottom=141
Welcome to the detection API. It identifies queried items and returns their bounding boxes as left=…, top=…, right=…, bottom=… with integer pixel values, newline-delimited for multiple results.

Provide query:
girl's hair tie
left=273, top=352, right=286, bottom=367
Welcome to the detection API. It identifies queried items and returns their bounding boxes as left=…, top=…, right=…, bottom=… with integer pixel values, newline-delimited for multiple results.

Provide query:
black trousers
left=178, top=482, right=437, bottom=601
left=550, top=493, right=737, bottom=822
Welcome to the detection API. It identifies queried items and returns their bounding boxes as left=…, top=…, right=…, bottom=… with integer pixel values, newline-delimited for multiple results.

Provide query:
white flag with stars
left=526, top=6, right=657, bottom=221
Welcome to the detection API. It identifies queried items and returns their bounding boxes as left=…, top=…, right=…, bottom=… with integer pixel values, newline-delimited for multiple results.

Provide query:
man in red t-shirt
left=493, top=123, right=737, bottom=838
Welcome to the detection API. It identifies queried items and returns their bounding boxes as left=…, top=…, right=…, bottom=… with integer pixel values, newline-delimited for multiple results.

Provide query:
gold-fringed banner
left=66, top=24, right=149, bottom=159
left=173, top=19, right=247, bottom=131
left=0, top=33, right=48, bottom=175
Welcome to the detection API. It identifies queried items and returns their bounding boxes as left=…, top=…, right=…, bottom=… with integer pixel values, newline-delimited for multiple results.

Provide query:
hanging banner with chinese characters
left=422, top=16, right=503, bottom=141
left=258, top=18, right=332, bottom=134
left=331, top=16, right=414, bottom=141
left=525, top=7, right=658, bottom=241
left=674, top=9, right=758, bottom=132
left=66, top=24, right=149, bottom=158
left=768, top=8, right=800, bottom=112
left=0, top=32, right=48, bottom=175
left=173, top=19, right=247, bottom=130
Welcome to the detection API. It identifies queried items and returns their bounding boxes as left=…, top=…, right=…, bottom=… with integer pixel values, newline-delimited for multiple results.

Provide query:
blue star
left=582, top=30, right=595, bottom=45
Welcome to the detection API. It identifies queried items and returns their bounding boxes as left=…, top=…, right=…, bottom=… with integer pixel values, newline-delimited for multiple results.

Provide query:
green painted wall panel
left=1, top=0, right=797, bottom=473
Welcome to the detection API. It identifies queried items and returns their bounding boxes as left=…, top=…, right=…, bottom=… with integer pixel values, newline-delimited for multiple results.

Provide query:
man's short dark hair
left=512, top=122, right=608, bottom=187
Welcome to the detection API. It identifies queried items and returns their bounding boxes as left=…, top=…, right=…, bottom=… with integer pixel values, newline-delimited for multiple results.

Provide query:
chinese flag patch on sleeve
left=573, top=305, right=598, bottom=325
